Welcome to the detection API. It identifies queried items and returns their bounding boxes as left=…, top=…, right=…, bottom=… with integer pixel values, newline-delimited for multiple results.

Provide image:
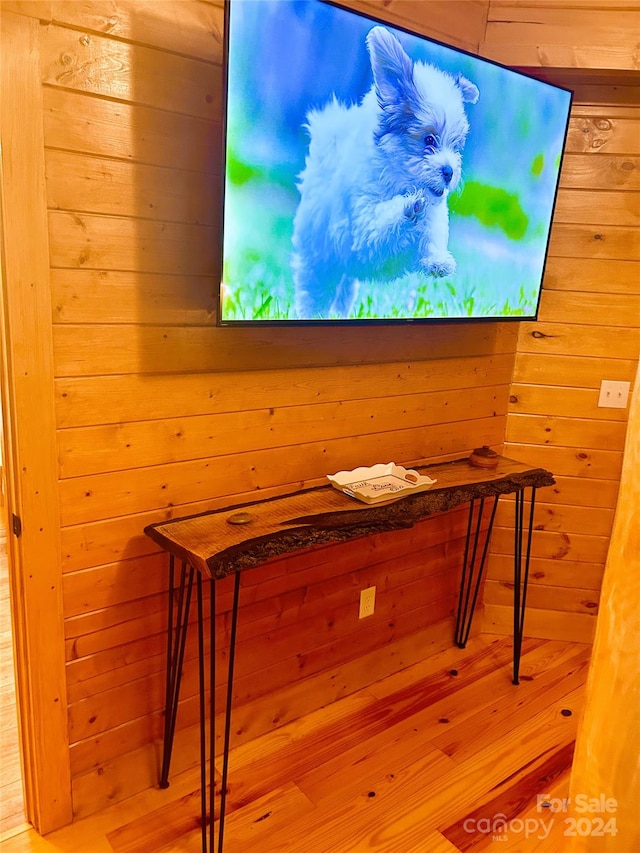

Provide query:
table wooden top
left=144, top=455, right=554, bottom=579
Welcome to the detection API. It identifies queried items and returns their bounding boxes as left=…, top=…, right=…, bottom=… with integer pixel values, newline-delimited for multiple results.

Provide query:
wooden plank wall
left=483, top=0, right=640, bottom=71
left=3, top=0, right=637, bottom=828
left=482, top=1, right=640, bottom=643
left=2, top=0, right=515, bottom=822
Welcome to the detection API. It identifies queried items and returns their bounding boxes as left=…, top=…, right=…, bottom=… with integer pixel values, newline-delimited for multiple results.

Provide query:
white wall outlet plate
left=598, top=380, right=630, bottom=409
left=359, top=586, right=376, bottom=619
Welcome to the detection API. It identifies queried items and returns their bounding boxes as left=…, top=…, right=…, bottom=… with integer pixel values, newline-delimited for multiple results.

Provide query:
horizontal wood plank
left=514, top=352, right=638, bottom=387
left=48, top=210, right=215, bottom=276
left=542, top=257, right=640, bottom=294
left=52, top=320, right=519, bottom=376
left=57, top=385, right=508, bottom=478
left=43, top=87, right=219, bottom=173
left=565, top=116, right=640, bottom=155
left=484, top=579, right=599, bottom=615
left=548, top=223, right=640, bottom=260
left=506, top=412, right=629, bottom=450
left=516, top=322, right=639, bottom=359
left=484, top=41, right=639, bottom=71
left=504, top=443, right=623, bottom=483
left=553, top=188, right=639, bottom=226
left=487, top=553, right=605, bottom=591
left=571, top=103, right=640, bottom=121
left=51, top=268, right=215, bottom=326
left=508, top=383, right=630, bottom=420
left=57, top=418, right=506, bottom=525
left=350, top=0, right=488, bottom=50
left=5, top=0, right=224, bottom=61
left=495, top=499, right=614, bottom=538
left=560, top=153, right=640, bottom=191
left=482, top=7, right=640, bottom=71
left=490, top=0, right=640, bottom=11
left=541, top=476, right=620, bottom=510
left=46, top=149, right=218, bottom=225
left=537, top=289, right=640, bottom=326
left=483, top=603, right=596, bottom=643
left=41, top=23, right=220, bottom=118
left=57, top=457, right=622, bottom=579
left=54, top=354, right=515, bottom=427
left=490, top=526, right=610, bottom=564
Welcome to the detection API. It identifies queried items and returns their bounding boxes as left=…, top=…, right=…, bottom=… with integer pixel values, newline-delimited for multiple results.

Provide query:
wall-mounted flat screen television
left=218, top=0, right=572, bottom=325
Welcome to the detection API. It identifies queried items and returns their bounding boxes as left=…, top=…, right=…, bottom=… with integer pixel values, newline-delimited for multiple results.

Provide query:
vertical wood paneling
left=0, top=9, right=72, bottom=833
left=568, top=365, right=640, bottom=851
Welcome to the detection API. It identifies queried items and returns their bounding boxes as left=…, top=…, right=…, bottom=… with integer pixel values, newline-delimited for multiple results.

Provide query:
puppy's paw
left=403, top=191, right=425, bottom=224
left=423, top=251, right=456, bottom=277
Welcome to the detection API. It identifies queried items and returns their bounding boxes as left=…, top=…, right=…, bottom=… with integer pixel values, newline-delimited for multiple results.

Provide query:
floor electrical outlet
left=359, top=586, right=376, bottom=619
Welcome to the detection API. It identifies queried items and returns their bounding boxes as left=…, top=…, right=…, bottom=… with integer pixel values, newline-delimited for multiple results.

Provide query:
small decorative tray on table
left=327, top=463, right=437, bottom=505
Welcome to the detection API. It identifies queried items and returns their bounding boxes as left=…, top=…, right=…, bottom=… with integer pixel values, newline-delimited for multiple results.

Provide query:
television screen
left=218, top=0, right=572, bottom=325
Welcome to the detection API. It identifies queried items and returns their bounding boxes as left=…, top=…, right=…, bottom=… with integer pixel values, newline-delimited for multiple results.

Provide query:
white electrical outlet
left=359, top=586, right=376, bottom=619
left=598, top=380, right=630, bottom=409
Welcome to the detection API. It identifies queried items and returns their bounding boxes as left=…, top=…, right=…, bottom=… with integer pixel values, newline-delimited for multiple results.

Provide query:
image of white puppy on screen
left=291, top=25, right=479, bottom=319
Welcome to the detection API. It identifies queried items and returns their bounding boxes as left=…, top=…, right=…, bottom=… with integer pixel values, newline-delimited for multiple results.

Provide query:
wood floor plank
left=2, top=636, right=591, bottom=853
left=440, top=741, right=575, bottom=850
left=431, top=642, right=591, bottom=763
left=363, top=633, right=527, bottom=699
left=221, top=747, right=456, bottom=853
left=214, top=635, right=531, bottom=816
left=200, top=783, right=315, bottom=853
left=106, top=787, right=204, bottom=853
left=295, top=640, right=583, bottom=806
left=390, top=832, right=461, bottom=853
left=108, top=782, right=315, bottom=853
left=483, top=767, right=574, bottom=853
left=240, top=687, right=584, bottom=851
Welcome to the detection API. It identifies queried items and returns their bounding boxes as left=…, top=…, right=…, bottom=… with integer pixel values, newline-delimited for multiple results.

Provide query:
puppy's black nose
left=442, top=165, right=453, bottom=184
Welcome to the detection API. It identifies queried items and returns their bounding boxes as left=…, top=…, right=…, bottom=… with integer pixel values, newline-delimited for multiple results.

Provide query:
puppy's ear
left=455, top=73, right=479, bottom=104
left=366, top=26, right=416, bottom=116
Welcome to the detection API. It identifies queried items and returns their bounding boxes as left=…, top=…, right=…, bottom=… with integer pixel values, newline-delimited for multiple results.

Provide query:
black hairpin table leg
left=197, top=572, right=208, bottom=853
left=160, top=557, right=195, bottom=789
left=197, top=571, right=241, bottom=853
left=512, top=487, right=537, bottom=685
left=454, top=495, right=499, bottom=648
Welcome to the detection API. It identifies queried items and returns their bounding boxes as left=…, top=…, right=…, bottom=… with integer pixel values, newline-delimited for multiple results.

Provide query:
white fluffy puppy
left=291, top=26, right=479, bottom=319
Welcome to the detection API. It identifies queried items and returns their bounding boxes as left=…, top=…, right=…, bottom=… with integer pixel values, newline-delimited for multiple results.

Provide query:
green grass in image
left=221, top=159, right=541, bottom=321
left=221, top=177, right=298, bottom=321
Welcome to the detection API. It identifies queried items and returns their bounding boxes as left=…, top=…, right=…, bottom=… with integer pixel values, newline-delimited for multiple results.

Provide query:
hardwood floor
left=1, top=632, right=591, bottom=852
left=0, top=514, right=28, bottom=839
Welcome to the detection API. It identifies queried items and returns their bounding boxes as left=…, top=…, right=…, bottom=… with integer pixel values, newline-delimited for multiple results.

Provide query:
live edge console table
left=144, top=454, right=554, bottom=853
